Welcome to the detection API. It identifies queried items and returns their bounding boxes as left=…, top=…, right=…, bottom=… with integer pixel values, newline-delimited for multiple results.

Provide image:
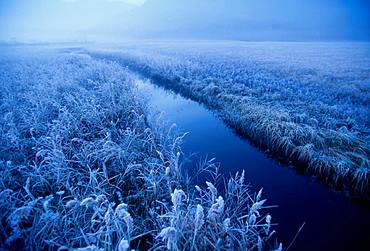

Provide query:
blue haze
left=0, top=0, right=369, bottom=42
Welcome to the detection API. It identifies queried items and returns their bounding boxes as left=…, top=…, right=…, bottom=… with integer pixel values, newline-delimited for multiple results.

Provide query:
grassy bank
left=88, top=41, right=370, bottom=194
left=0, top=46, right=279, bottom=250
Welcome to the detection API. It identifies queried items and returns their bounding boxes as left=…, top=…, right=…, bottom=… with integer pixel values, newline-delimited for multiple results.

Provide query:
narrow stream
left=136, top=77, right=370, bottom=251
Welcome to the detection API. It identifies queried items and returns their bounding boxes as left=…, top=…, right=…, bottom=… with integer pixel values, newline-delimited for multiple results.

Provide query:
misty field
left=89, top=41, right=370, bottom=193
left=0, top=46, right=280, bottom=250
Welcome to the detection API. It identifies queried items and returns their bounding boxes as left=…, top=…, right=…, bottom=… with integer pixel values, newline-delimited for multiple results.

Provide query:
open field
left=88, top=41, right=370, bottom=193
left=0, top=46, right=278, bottom=250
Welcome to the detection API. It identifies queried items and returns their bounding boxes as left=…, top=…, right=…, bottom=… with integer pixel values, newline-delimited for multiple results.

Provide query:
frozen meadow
left=88, top=41, right=370, bottom=193
left=0, top=46, right=279, bottom=250
left=0, top=41, right=369, bottom=250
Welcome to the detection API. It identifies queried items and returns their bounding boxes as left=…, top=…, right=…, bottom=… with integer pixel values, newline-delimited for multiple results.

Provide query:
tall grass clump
left=0, top=46, right=280, bottom=250
left=87, top=41, right=370, bottom=194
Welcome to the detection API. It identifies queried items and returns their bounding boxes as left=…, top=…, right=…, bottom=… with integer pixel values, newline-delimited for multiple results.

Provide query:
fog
left=1, top=0, right=369, bottom=42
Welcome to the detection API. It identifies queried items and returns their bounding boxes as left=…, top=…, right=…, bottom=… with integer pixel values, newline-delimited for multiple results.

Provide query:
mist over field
left=0, top=1, right=370, bottom=251
left=1, top=0, right=370, bottom=42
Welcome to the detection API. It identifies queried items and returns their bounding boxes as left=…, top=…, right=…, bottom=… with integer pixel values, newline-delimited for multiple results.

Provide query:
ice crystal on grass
left=118, top=238, right=130, bottom=251
left=154, top=171, right=279, bottom=250
left=206, top=181, right=218, bottom=201
left=66, top=199, right=79, bottom=209
left=195, top=204, right=205, bottom=230
left=207, top=196, right=225, bottom=221
left=115, top=203, right=133, bottom=233
left=171, top=189, right=187, bottom=209
left=80, top=197, right=96, bottom=208
left=158, top=227, right=177, bottom=250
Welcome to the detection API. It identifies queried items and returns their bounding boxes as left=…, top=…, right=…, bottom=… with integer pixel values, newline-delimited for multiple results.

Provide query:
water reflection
left=136, top=78, right=370, bottom=251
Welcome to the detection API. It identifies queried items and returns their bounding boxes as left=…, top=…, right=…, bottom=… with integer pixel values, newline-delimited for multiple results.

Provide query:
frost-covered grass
left=88, top=41, right=370, bottom=193
left=0, top=46, right=280, bottom=250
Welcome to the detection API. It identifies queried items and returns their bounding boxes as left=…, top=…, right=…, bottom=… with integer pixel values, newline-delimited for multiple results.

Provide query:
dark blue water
left=137, top=78, right=370, bottom=251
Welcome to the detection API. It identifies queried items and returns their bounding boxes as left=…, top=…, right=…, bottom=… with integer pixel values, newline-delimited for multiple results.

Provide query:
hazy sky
left=0, top=0, right=369, bottom=42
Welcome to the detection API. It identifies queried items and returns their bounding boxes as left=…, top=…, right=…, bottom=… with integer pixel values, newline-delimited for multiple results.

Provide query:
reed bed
left=87, top=41, right=370, bottom=193
left=0, top=46, right=280, bottom=250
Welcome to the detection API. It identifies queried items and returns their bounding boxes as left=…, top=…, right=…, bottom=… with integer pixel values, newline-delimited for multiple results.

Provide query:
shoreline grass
left=0, top=46, right=280, bottom=250
left=86, top=41, right=370, bottom=195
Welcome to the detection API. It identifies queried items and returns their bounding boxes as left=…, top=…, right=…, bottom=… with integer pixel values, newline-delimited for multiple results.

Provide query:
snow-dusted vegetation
left=90, top=41, right=370, bottom=193
left=0, top=46, right=279, bottom=250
